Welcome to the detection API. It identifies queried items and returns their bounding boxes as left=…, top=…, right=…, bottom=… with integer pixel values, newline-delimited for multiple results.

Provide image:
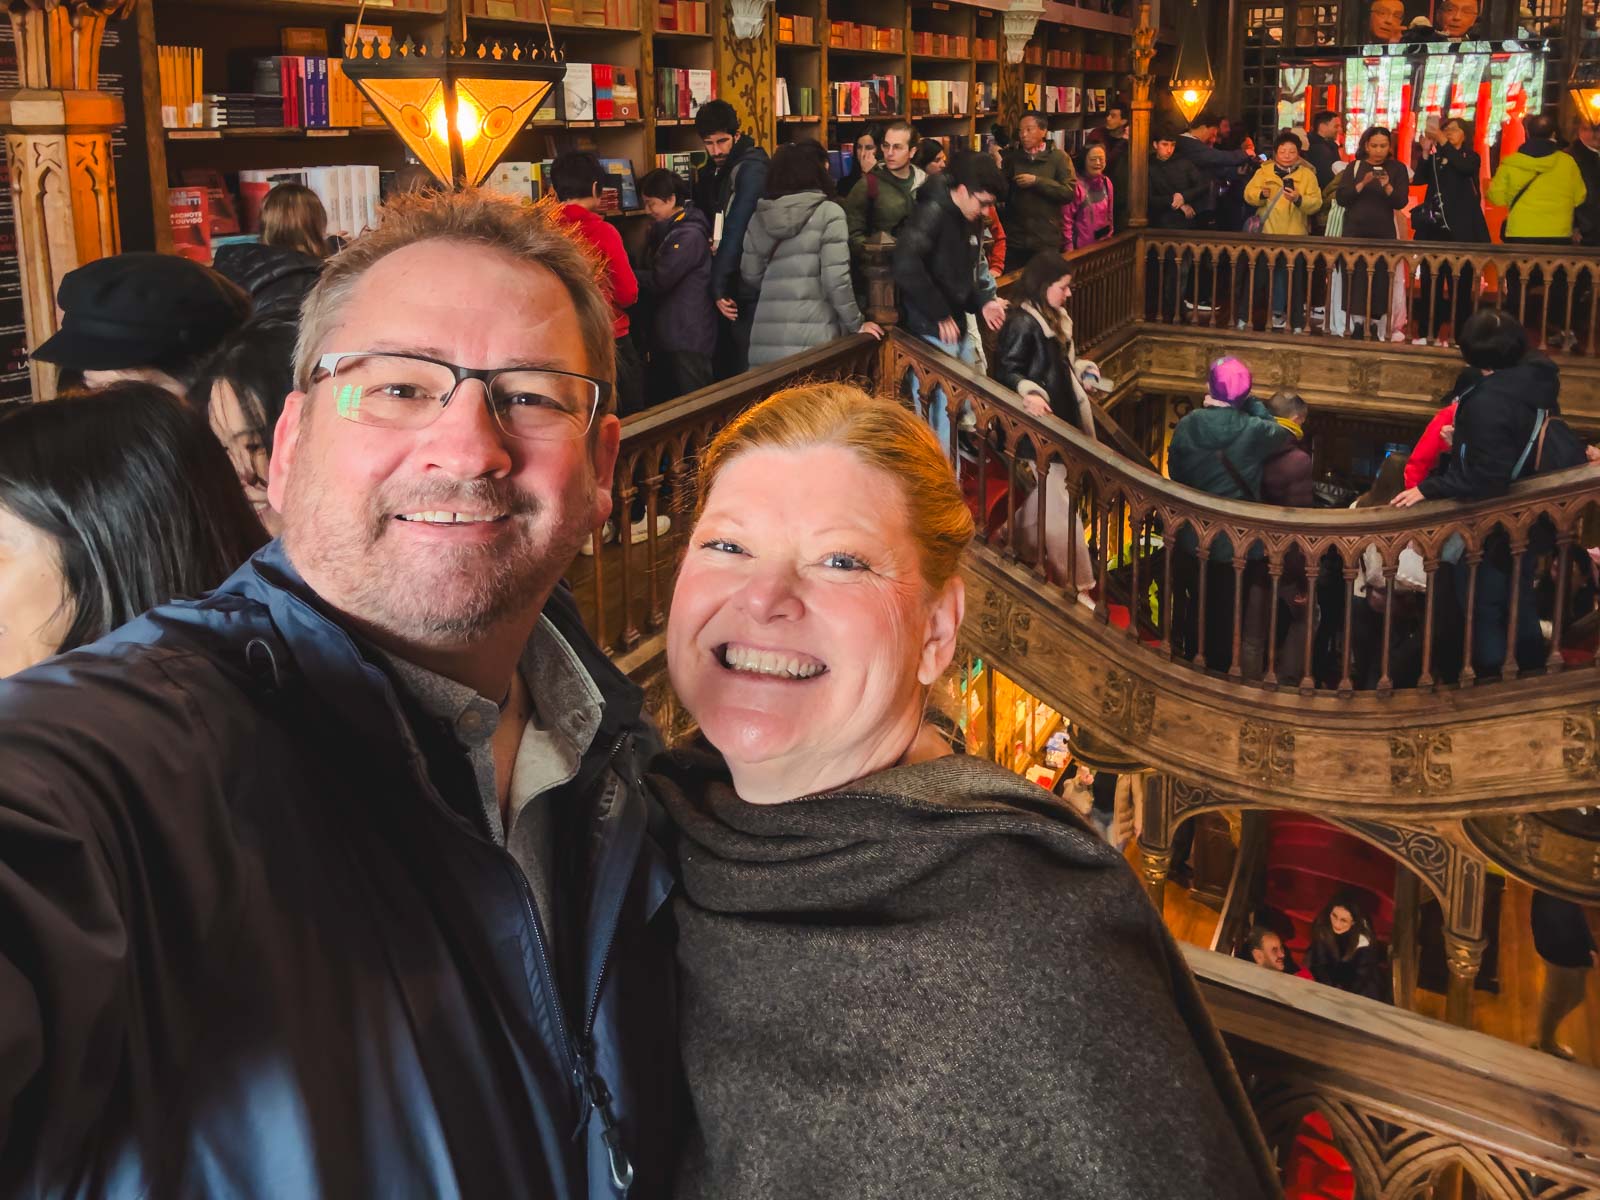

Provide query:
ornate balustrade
left=1139, top=229, right=1600, bottom=355
left=1188, top=945, right=1600, bottom=1198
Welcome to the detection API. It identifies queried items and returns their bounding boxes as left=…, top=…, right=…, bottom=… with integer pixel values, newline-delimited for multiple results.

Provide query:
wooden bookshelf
left=139, top=0, right=1133, bottom=247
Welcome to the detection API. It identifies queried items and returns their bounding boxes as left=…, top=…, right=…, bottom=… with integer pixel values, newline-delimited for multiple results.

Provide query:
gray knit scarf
left=654, top=748, right=1282, bottom=1200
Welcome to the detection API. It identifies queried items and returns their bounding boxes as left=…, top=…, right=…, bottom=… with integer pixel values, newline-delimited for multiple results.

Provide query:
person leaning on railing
left=1392, top=308, right=1594, bottom=677
left=1147, top=127, right=1206, bottom=321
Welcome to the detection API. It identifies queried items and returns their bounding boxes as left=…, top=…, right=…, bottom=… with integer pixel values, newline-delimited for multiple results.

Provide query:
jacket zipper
left=572, top=729, right=637, bottom=1196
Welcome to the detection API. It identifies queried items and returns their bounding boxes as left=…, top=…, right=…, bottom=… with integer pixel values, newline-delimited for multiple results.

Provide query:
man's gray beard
left=284, top=475, right=596, bottom=645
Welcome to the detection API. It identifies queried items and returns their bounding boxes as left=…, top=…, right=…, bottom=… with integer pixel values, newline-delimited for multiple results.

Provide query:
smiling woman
left=652, top=382, right=1280, bottom=1200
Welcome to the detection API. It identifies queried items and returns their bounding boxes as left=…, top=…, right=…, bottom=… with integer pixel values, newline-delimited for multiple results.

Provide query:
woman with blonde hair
left=211, top=183, right=329, bottom=321
left=653, top=381, right=1277, bottom=1199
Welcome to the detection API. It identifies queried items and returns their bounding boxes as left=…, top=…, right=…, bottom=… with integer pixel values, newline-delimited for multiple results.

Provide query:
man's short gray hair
left=293, top=189, right=616, bottom=412
left=1267, top=389, right=1308, bottom=423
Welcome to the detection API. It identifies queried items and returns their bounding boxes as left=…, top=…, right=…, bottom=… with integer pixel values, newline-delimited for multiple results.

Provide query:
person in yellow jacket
left=1488, top=112, right=1588, bottom=345
left=1237, top=131, right=1324, bottom=331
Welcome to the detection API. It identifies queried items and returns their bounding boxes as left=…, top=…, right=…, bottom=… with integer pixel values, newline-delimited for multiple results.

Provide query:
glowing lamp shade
left=343, top=40, right=562, bottom=188
left=1570, top=61, right=1600, bottom=128
left=1169, top=0, right=1215, bottom=127
left=1171, top=81, right=1214, bottom=124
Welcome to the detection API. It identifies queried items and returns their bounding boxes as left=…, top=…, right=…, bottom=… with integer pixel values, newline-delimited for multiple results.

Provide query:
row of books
left=561, top=63, right=642, bottom=122
left=1051, top=49, right=1125, bottom=69
left=832, top=74, right=900, bottom=118
left=655, top=67, right=718, bottom=120
left=1024, top=83, right=1113, bottom=113
left=974, top=37, right=999, bottom=59
left=654, top=149, right=707, bottom=189
left=910, top=79, right=969, bottom=117
left=828, top=20, right=904, bottom=52
left=483, top=158, right=641, bottom=210
left=654, top=0, right=709, bottom=32
left=777, top=14, right=817, bottom=43
left=547, top=0, right=640, bottom=28
left=910, top=32, right=969, bottom=57
left=158, top=45, right=204, bottom=129
left=775, top=78, right=817, bottom=117
left=975, top=80, right=998, bottom=113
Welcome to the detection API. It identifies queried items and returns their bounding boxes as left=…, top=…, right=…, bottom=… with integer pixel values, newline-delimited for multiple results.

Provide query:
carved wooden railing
left=1188, top=945, right=1600, bottom=1198
left=1140, top=230, right=1600, bottom=355
left=887, top=329, right=1600, bottom=697
left=575, top=334, right=881, bottom=658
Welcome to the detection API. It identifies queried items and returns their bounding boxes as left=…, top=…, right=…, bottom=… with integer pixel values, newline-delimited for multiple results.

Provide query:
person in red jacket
left=552, top=152, right=644, bottom=415
left=1403, top=367, right=1480, bottom=489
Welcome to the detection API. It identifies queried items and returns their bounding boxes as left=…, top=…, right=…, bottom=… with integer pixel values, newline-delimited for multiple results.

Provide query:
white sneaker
left=579, top=522, right=614, bottom=557
left=578, top=513, right=672, bottom=556
left=1235, top=319, right=1248, bottom=330
left=1412, top=336, right=1430, bottom=345
left=1271, top=314, right=1286, bottom=331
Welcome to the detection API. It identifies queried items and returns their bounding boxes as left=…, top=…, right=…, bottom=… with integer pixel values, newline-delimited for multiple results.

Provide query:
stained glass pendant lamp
left=1570, top=59, right=1600, bottom=129
left=342, top=0, right=566, bottom=189
left=1170, top=0, right=1215, bottom=125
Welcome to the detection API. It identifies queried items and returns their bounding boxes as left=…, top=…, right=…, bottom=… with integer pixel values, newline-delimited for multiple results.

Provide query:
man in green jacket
left=1488, top=113, right=1588, bottom=344
left=843, top=120, right=926, bottom=265
left=1002, top=111, right=1076, bottom=272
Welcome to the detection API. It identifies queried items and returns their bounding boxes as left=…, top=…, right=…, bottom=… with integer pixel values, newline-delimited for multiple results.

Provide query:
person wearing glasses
left=0, top=191, right=679, bottom=1198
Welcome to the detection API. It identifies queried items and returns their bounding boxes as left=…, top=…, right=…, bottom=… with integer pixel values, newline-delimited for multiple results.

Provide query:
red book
left=676, top=68, right=690, bottom=118
left=168, top=186, right=211, bottom=263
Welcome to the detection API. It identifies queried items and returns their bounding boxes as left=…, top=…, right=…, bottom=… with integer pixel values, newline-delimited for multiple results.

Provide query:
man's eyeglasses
left=313, top=351, right=610, bottom=443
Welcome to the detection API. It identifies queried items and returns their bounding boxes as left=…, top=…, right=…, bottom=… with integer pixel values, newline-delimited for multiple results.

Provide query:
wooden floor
left=1130, top=838, right=1600, bottom=1070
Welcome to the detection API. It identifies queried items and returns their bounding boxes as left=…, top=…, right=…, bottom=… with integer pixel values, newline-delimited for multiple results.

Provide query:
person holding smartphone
left=1335, top=125, right=1410, bottom=339
left=1240, top=131, right=1323, bottom=331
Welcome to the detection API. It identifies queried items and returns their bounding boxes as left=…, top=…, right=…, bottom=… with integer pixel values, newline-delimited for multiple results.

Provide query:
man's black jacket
left=0, top=541, right=680, bottom=1198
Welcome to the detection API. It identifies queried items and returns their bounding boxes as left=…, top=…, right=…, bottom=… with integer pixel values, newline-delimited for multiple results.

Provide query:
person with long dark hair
left=1308, top=890, right=1389, bottom=1002
left=1411, top=117, right=1489, bottom=347
left=0, top=384, right=266, bottom=677
left=212, top=184, right=330, bottom=323
left=1335, top=126, right=1409, bottom=339
left=739, top=140, right=883, bottom=365
left=196, top=320, right=297, bottom=536
left=992, top=253, right=1102, bottom=586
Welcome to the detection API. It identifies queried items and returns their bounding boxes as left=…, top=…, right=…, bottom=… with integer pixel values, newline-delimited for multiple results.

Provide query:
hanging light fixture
left=1569, top=58, right=1600, bottom=128
left=1169, top=0, right=1215, bottom=125
left=342, top=0, right=566, bottom=189
left=1003, top=0, right=1048, bottom=66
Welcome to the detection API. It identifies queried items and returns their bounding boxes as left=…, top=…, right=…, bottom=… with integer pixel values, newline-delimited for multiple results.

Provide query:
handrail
left=1186, top=944, right=1600, bottom=1195
left=1139, top=228, right=1600, bottom=355
left=576, top=333, right=882, bottom=654
left=885, top=329, right=1600, bottom=694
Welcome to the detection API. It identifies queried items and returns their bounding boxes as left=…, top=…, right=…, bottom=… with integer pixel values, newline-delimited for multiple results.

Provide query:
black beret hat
left=32, top=252, right=252, bottom=372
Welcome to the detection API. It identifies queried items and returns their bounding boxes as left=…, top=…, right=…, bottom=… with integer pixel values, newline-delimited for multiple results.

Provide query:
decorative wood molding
left=714, top=0, right=775, bottom=152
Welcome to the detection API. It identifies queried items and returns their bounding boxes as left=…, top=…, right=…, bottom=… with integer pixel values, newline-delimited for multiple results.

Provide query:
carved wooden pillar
left=997, top=53, right=1024, bottom=135
left=1136, top=772, right=1175, bottom=912
left=0, top=1, right=134, bottom=401
left=715, top=0, right=776, bottom=149
left=1442, top=852, right=1489, bottom=1029
left=1127, top=3, right=1155, bottom=231
left=860, top=230, right=898, bottom=328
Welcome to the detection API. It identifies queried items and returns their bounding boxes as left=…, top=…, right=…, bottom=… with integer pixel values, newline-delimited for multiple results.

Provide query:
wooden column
left=1442, top=851, right=1489, bottom=1029
left=1127, top=2, right=1155, bottom=230
left=997, top=50, right=1023, bottom=135
left=1136, top=772, right=1175, bottom=912
left=715, top=0, right=776, bottom=148
left=0, top=0, right=135, bottom=401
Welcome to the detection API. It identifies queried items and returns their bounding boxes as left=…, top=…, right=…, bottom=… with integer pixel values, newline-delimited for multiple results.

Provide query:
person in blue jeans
left=1392, top=308, right=1561, bottom=675
left=892, top=150, right=1010, bottom=453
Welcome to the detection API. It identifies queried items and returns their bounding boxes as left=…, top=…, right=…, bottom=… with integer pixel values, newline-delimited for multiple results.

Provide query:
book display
left=130, top=0, right=1131, bottom=253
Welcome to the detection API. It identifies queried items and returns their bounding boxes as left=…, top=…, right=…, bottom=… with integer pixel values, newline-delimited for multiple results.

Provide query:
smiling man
left=0, top=190, right=679, bottom=1198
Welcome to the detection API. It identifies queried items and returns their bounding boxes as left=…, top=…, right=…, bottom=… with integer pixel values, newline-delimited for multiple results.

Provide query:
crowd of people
left=1145, top=105, right=1600, bottom=346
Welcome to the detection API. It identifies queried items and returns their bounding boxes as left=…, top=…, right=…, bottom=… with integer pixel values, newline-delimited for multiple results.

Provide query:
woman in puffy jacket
left=740, top=141, right=882, bottom=366
left=1062, top=143, right=1115, bottom=250
left=1238, top=131, right=1322, bottom=331
left=991, top=252, right=1103, bottom=587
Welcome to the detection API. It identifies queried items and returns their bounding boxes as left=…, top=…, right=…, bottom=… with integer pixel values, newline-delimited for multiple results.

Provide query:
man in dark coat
left=638, top=167, right=717, bottom=404
left=693, top=99, right=770, bottom=379
left=1175, top=110, right=1252, bottom=229
left=1569, top=121, right=1600, bottom=246
left=1002, top=111, right=1075, bottom=271
left=1086, top=102, right=1131, bottom=229
left=1148, top=129, right=1207, bottom=319
left=0, top=190, right=680, bottom=1199
left=1304, top=110, right=1343, bottom=192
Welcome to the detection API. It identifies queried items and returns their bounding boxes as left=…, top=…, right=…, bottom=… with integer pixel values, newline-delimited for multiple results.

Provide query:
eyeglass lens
left=329, top=354, right=595, bottom=441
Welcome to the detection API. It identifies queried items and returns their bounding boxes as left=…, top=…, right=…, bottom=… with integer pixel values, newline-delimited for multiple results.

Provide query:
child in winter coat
left=638, top=168, right=717, bottom=404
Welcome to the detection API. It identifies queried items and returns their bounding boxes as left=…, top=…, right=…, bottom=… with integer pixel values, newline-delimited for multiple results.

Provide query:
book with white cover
left=563, top=63, right=595, bottom=121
